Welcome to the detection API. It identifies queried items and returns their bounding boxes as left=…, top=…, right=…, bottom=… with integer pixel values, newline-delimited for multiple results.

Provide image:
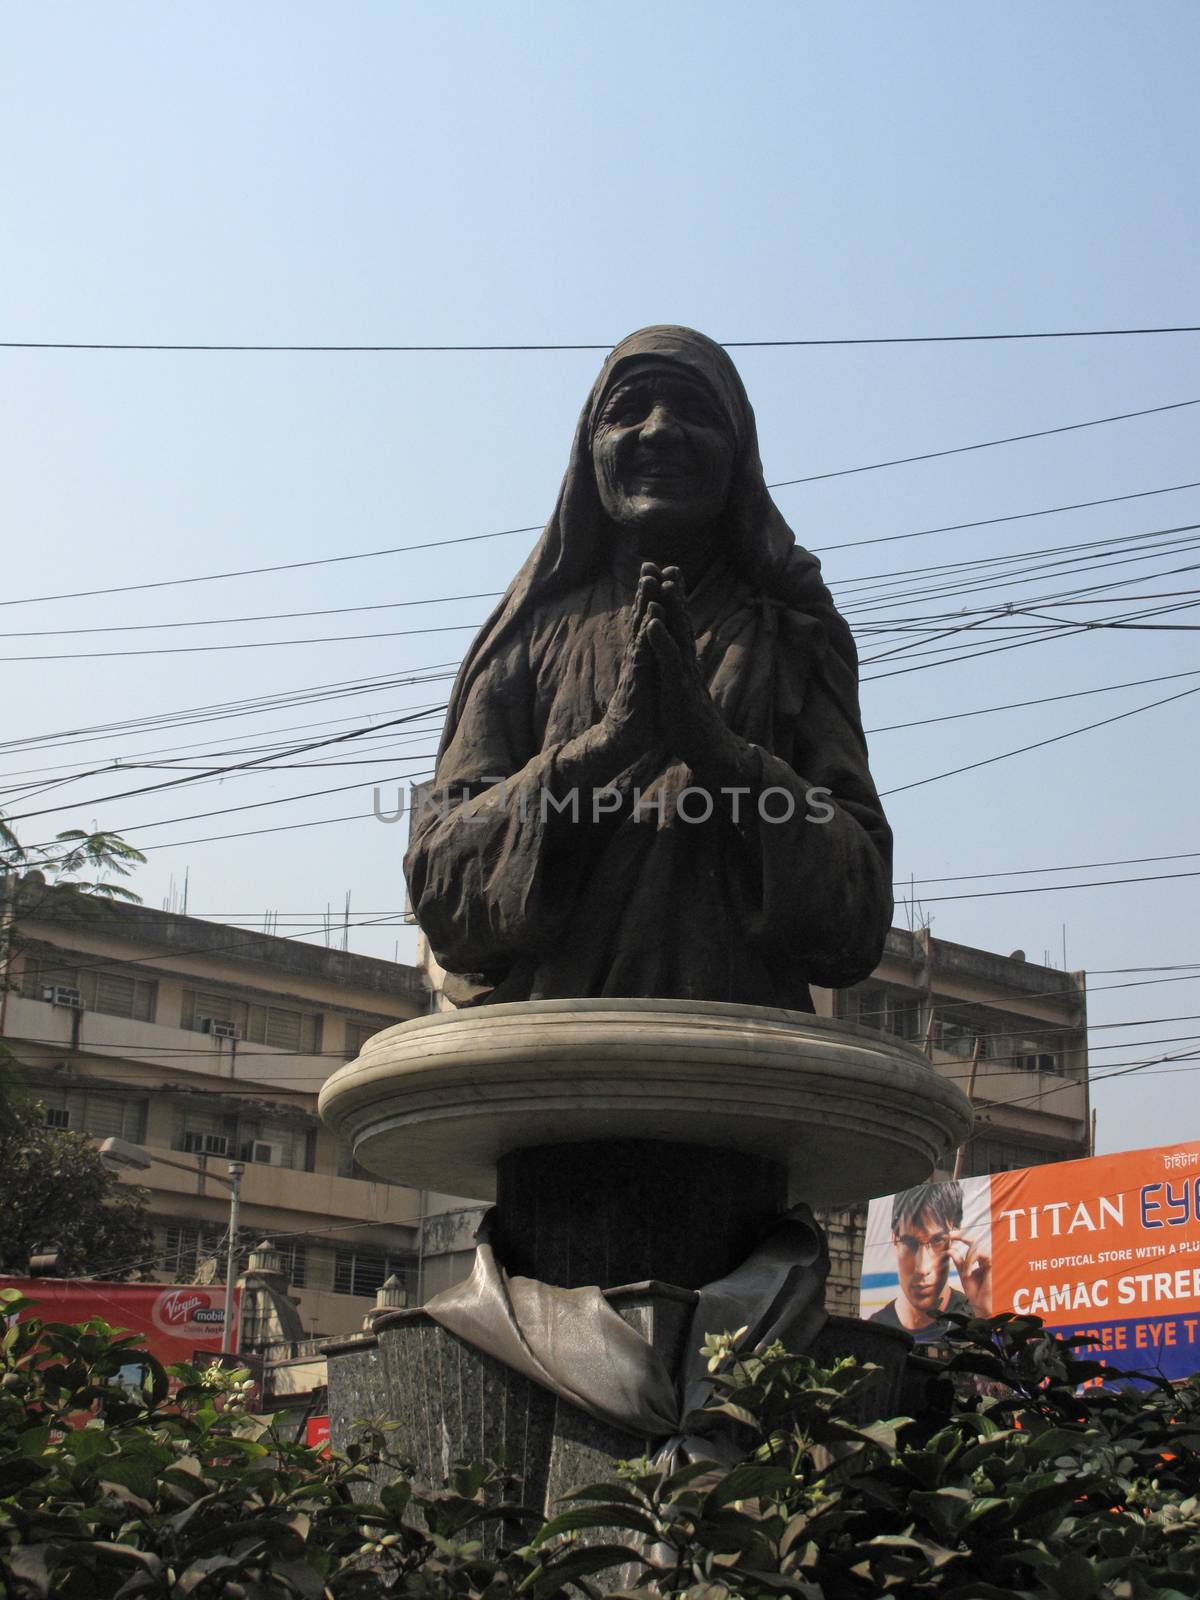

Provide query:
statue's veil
left=437, top=325, right=859, bottom=763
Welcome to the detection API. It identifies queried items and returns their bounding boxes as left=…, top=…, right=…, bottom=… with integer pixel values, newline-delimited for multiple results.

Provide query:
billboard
left=859, top=1139, right=1200, bottom=1383
left=0, top=1278, right=240, bottom=1369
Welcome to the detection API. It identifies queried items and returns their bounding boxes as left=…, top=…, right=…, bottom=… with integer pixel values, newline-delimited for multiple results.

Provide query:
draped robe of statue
left=406, top=327, right=893, bottom=1008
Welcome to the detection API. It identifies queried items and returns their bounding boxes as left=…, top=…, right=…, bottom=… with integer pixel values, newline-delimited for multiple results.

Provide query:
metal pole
left=0, top=872, right=16, bottom=1043
left=951, top=1039, right=981, bottom=1181
left=222, top=1161, right=244, bottom=1356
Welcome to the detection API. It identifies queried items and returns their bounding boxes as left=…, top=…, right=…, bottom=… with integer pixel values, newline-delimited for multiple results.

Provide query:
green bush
left=1, top=1287, right=1197, bottom=1599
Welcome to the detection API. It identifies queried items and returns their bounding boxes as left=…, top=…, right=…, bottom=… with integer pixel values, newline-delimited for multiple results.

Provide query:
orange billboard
left=860, top=1138, right=1200, bottom=1383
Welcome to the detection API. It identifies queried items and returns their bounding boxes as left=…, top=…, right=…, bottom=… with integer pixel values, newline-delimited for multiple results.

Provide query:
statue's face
left=592, top=367, right=735, bottom=536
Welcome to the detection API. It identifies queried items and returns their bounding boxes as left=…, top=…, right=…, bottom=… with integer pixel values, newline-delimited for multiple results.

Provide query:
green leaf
left=562, top=1480, right=654, bottom=1507
left=532, top=1502, right=660, bottom=1545
left=907, top=1486, right=974, bottom=1538
left=1026, top=1427, right=1088, bottom=1463
left=1046, top=1550, right=1099, bottom=1599
left=704, top=1460, right=792, bottom=1510
left=65, top=1425, right=113, bottom=1462
left=3, top=1545, right=51, bottom=1598
left=17, top=1424, right=53, bottom=1457
left=866, top=1533, right=964, bottom=1569
left=730, top=1571, right=822, bottom=1597
left=530, top=1543, right=647, bottom=1598
left=700, top=1401, right=761, bottom=1429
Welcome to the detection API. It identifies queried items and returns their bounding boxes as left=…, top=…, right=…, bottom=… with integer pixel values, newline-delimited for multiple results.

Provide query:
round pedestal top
left=317, top=998, right=973, bottom=1204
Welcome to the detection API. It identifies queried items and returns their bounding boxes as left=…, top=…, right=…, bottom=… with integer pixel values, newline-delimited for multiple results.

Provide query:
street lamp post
left=99, top=1138, right=246, bottom=1356
left=221, top=1162, right=244, bottom=1356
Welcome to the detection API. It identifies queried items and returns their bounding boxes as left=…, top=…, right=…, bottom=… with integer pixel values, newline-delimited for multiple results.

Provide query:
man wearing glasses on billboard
left=868, top=1180, right=992, bottom=1342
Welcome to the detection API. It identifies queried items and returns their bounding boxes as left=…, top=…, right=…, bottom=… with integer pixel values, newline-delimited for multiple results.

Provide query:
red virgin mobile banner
left=0, top=1278, right=239, bottom=1367
left=859, top=1139, right=1200, bottom=1383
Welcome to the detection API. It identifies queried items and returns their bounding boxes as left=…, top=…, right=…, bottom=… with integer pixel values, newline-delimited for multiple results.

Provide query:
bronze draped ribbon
left=423, top=1204, right=829, bottom=1459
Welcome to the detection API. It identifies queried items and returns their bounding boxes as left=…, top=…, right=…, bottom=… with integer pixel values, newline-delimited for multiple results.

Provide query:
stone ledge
left=319, top=999, right=972, bottom=1203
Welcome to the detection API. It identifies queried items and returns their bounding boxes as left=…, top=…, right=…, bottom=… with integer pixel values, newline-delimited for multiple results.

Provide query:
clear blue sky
left=2, top=3, right=1197, bottom=1153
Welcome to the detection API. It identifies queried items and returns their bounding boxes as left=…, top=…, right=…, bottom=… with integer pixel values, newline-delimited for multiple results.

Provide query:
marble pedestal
left=325, top=1287, right=913, bottom=1522
left=318, top=999, right=973, bottom=1203
left=318, top=1000, right=972, bottom=1510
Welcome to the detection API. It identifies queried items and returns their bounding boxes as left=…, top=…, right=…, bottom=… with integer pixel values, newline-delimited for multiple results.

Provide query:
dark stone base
left=324, top=1284, right=912, bottom=1523
left=494, top=1140, right=788, bottom=1289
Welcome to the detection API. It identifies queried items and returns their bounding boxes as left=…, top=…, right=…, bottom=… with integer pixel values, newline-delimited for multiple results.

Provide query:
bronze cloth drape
left=425, top=1204, right=830, bottom=1459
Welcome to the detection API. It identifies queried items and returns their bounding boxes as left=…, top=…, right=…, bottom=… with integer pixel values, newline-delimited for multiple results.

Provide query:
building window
left=174, top=1106, right=313, bottom=1172
left=345, top=1020, right=386, bottom=1058
left=180, top=989, right=322, bottom=1053
left=931, top=1000, right=1064, bottom=1071
left=838, top=983, right=920, bottom=1040
left=1013, top=1051, right=1059, bottom=1074
left=276, top=1240, right=307, bottom=1288
left=934, top=1020, right=979, bottom=1059
left=332, top=1248, right=410, bottom=1299
left=162, top=1221, right=227, bottom=1281
left=22, top=953, right=157, bottom=1023
left=37, top=1086, right=147, bottom=1143
left=176, top=1108, right=237, bottom=1160
left=237, top=1115, right=312, bottom=1172
left=960, top=1139, right=1061, bottom=1178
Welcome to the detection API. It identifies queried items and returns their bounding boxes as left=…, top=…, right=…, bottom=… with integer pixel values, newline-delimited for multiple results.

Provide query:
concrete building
left=814, top=925, right=1090, bottom=1310
left=0, top=873, right=477, bottom=1339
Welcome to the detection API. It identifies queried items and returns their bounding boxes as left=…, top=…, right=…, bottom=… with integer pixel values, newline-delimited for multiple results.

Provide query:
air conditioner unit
left=247, top=1140, right=280, bottom=1165
left=43, top=985, right=83, bottom=1009
left=183, top=1131, right=230, bottom=1156
left=198, top=1016, right=240, bottom=1040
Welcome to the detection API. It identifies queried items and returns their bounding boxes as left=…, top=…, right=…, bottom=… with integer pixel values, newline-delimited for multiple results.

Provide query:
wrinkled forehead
left=588, top=327, right=749, bottom=443
left=594, top=360, right=727, bottom=418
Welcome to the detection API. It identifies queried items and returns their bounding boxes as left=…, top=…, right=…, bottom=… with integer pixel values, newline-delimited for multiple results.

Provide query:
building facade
left=813, top=925, right=1090, bottom=1310
left=0, top=872, right=475, bottom=1337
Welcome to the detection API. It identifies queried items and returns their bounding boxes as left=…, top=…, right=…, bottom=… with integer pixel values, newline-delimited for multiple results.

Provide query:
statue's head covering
left=439, top=325, right=856, bottom=759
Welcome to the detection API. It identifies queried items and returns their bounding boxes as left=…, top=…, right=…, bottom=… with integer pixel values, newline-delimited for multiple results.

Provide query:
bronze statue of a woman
left=406, top=325, right=892, bottom=1008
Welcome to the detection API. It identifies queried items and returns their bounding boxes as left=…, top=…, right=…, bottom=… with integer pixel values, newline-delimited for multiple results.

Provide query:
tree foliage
left=0, top=1095, right=153, bottom=1278
left=0, top=813, right=151, bottom=1277
left=1, top=1298, right=1198, bottom=1600
left=1, top=814, right=146, bottom=903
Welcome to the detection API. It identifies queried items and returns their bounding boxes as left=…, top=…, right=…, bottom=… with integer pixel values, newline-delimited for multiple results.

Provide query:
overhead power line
left=4, top=324, right=1200, bottom=353
left=17, top=587, right=1200, bottom=849
left=0, top=664, right=461, bottom=757
left=6, top=492, right=1200, bottom=645
left=810, top=479, right=1200, bottom=556
left=901, top=868, right=1200, bottom=905
left=0, top=706, right=441, bottom=824
left=0, top=619, right=481, bottom=664
left=0, top=526, right=541, bottom=610
left=900, top=848, right=1200, bottom=889
left=0, top=590, right=504, bottom=642
left=3, top=404, right=1198, bottom=610
left=5, top=517, right=1199, bottom=665
left=767, top=398, right=1200, bottom=489
left=4, top=666, right=1192, bottom=794
left=880, top=676, right=1200, bottom=797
